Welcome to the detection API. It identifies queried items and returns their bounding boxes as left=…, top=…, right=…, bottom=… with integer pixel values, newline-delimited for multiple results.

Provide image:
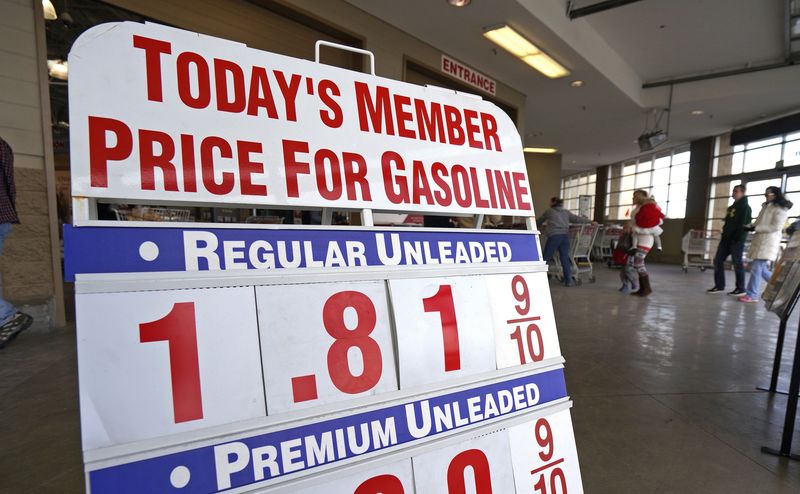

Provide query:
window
left=604, top=146, right=690, bottom=221
left=707, top=131, right=800, bottom=232
left=559, top=171, right=596, bottom=218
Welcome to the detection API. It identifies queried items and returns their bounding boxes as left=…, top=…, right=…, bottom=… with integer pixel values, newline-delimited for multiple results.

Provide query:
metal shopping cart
left=545, top=223, right=600, bottom=285
left=112, top=206, right=193, bottom=222
left=681, top=229, right=720, bottom=273
left=593, top=224, right=623, bottom=266
left=570, top=223, right=600, bottom=283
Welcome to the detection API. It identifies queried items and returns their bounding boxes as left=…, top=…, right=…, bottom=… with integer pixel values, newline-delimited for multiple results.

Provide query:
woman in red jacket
left=630, top=189, right=665, bottom=297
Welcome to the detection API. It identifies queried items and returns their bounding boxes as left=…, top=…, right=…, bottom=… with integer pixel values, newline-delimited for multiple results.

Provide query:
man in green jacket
left=708, top=184, right=752, bottom=295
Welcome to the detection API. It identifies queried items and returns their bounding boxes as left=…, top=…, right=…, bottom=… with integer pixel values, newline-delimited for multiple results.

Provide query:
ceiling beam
left=642, top=60, right=797, bottom=88
left=566, top=0, right=647, bottom=20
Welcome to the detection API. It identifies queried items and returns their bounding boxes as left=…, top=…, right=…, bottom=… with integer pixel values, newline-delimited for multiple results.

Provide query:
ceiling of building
left=344, top=0, right=800, bottom=173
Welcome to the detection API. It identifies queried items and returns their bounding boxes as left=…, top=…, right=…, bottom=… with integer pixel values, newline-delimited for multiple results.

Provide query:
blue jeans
left=543, top=234, right=572, bottom=285
left=713, top=240, right=745, bottom=290
left=0, top=223, right=15, bottom=325
left=745, top=259, right=772, bottom=298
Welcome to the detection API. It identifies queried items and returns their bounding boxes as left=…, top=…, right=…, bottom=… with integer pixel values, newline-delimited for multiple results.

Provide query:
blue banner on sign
left=89, top=369, right=566, bottom=493
left=64, top=225, right=540, bottom=280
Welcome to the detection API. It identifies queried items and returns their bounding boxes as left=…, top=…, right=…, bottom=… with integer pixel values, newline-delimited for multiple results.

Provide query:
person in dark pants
left=0, top=136, right=33, bottom=349
left=707, top=184, right=751, bottom=295
left=538, top=198, right=591, bottom=286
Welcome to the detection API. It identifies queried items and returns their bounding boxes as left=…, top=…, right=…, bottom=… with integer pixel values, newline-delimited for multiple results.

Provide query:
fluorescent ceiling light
left=42, top=0, right=57, bottom=20
left=522, top=53, right=570, bottom=79
left=523, top=147, right=558, bottom=154
left=483, top=25, right=569, bottom=78
left=447, top=0, right=471, bottom=6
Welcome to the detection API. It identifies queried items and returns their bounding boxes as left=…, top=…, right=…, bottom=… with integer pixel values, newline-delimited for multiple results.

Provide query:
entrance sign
left=67, top=21, right=582, bottom=494
left=440, top=54, right=497, bottom=96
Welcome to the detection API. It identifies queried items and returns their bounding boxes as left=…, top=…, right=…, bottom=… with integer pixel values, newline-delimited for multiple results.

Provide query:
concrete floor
left=1, top=265, right=800, bottom=493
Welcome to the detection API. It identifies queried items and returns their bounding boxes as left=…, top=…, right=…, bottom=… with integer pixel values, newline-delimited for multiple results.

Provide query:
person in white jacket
left=739, top=186, right=792, bottom=303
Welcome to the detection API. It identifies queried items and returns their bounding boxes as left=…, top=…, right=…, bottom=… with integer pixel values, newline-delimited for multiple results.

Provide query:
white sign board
left=69, top=22, right=532, bottom=216
left=76, top=287, right=265, bottom=450
left=256, top=281, right=398, bottom=414
left=67, top=21, right=581, bottom=494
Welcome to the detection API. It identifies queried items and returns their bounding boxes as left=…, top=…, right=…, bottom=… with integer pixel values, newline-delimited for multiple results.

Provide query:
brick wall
left=0, top=0, right=59, bottom=330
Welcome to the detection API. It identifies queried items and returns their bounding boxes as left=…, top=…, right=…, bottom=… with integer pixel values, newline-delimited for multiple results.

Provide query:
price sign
left=68, top=19, right=582, bottom=494
left=485, top=272, right=561, bottom=369
left=411, top=431, right=515, bottom=493
left=292, top=460, right=414, bottom=494
left=388, top=276, right=496, bottom=389
left=76, top=287, right=265, bottom=450
left=508, top=409, right=583, bottom=494
left=256, top=281, right=398, bottom=414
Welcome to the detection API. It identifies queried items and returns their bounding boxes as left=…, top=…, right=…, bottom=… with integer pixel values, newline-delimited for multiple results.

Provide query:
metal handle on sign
left=315, top=40, right=376, bottom=75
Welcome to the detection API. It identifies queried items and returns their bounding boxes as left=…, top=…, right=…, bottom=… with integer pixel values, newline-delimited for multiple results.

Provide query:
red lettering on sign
left=355, top=474, right=405, bottom=494
left=180, top=134, right=198, bottom=192
left=283, top=139, right=310, bottom=198
left=342, top=152, right=372, bottom=201
left=315, top=148, right=343, bottom=201
left=431, top=162, right=453, bottom=206
left=132, top=35, right=171, bottom=102
left=444, top=105, right=465, bottom=145
left=485, top=169, right=498, bottom=208
left=464, top=109, right=483, bottom=149
left=447, top=449, right=494, bottom=494
left=246, top=67, right=279, bottom=118
left=274, top=71, right=302, bottom=122
left=177, top=52, right=211, bottom=109
left=356, top=82, right=395, bottom=135
left=382, top=151, right=409, bottom=204
left=200, top=136, right=234, bottom=195
left=412, top=160, right=434, bottom=205
left=451, top=165, right=471, bottom=208
left=213, top=58, right=246, bottom=113
left=88, top=116, right=133, bottom=188
left=494, top=170, right=515, bottom=209
left=238, top=140, right=267, bottom=196
left=139, top=129, right=179, bottom=191
left=323, top=291, right=383, bottom=394
left=139, top=302, right=204, bottom=423
left=480, top=113, right=502, bottom=151
left=470, top=167, right=490, bottom=208
left=318, top=80, right=343, bottom=128
left=415, top=100, right=445, bottom=144
left=394, top=94, right=415, bottom=139
left=422, top=284, right=461, bottom=372
left=513, top=172, right=533, bottom=210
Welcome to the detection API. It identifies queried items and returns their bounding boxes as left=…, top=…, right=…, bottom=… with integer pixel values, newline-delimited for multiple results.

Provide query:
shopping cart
left=570, top=223, right=600, bottom=283
left=681, top=229, right=720, bottom=273
left=545, top=223, right=599, bottom=285
left=112, top=206, right=193, bottom=222
left=593, top=224, right=623, bottom=266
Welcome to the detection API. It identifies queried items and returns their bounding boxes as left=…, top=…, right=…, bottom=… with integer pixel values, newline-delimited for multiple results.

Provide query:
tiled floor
left=553, top=264, right=800, bottom=493
left=1, top=264, right=799, bottom=492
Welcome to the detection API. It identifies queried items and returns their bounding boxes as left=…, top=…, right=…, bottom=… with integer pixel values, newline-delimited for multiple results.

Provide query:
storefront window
left=559, top=171, right=597, bottom=218
left=707, top=130, right=800, bottom=231
left=604, top=146, right=690, bottom=221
